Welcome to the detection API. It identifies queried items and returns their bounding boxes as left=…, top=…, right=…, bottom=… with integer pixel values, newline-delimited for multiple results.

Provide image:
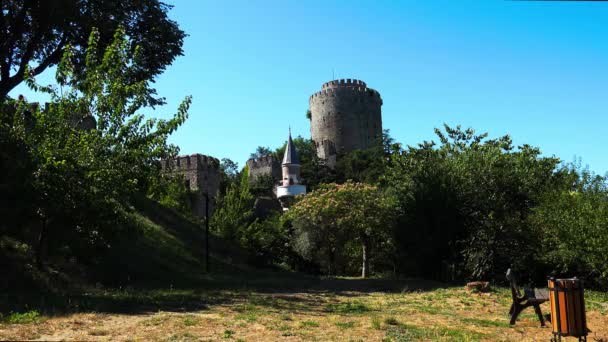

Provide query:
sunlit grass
left=2, top=284, right=608, bottom=341
left=1, top=310, right=41, bottom=324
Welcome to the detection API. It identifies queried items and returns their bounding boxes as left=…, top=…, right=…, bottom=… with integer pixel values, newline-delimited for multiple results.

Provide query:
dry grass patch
left=2, top=285, right=608, bottom=341
left=88, top=328, right=110, bottom=336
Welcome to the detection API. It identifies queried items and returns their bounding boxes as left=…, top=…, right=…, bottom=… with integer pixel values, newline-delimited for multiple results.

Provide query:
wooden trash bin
left=548, top=277, right=588, bottom=342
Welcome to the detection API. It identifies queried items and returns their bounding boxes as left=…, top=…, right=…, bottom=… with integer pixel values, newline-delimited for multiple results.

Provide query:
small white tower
left=276, top=129, right=306, bottom=209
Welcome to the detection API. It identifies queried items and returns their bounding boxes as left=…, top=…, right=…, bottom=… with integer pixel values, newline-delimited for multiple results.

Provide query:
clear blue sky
left=11, top=0, right=608, bottom=173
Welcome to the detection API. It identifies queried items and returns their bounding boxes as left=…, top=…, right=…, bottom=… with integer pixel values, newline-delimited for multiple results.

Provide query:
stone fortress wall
left=161, top=154, right=220, bottom=219
left=246, top=155, right=281, bottom=186
left=309, top=79, right=383, bottom=165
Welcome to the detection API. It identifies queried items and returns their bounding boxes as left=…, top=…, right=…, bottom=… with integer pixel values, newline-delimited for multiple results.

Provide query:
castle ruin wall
left=161, top=154, right=220, bottom=219
left=246, top=155, right=281, bottom=186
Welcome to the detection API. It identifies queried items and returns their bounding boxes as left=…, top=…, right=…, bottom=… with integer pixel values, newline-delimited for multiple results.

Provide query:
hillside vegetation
left=3, top=198, right=608, bottom=341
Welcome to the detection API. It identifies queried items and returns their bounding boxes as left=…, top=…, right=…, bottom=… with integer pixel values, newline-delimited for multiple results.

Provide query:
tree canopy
left=1, top=27, right=190, bottom=267
left=0, top=0, right=185, bottom=103
left=211, top=123, right=608, bottom=287
left=286, top=182, right=396, bottom=277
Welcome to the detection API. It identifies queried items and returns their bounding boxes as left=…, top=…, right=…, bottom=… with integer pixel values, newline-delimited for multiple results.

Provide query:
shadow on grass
left=0, top=290, right=214, bottom=316
left=1, top=198, right=451, bottom=317
left=0, top=274, right=452, bottom=317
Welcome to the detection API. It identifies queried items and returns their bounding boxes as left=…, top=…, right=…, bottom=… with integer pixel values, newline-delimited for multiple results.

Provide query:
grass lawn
left=3, top=201, right=607, bottom=341
left=1, top=278, right=607, bottom=341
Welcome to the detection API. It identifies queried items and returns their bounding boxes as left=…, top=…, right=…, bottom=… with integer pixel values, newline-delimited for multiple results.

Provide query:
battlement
left=246, top=155, right=277, bottom=169
left=309, top=86, right=382, bottom=102
left=246, top=155, right=281, bottom=186
left=322, top=79, right=367, bottom=90
left=162, top=153, right=220, bottom=171
left=160, top=153, right=220, bottom=220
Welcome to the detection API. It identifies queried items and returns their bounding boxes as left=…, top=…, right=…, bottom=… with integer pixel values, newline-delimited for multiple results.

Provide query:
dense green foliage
left=1, top=28, right=190, bottom=267
left=531, top=168, right=608, bottom=288
left=0, top=0, right=185, bottom=104
left=227, top=125, right=608, bottom=287
left=147, top=174, right=194, bottom=215
left=385, top=126, right=561, bottom=281
left=219, top=158, right=240, bottom=196
left=211, top=167, right=255, bottom=241
left=211, top=166, right=297, bottom=269
left=378, top=125, right=608, bottom=286
left=249, top=146, right=273, bottom=160
left=286, top=182, right=396, bottom=277
left=2, top=0, right=607, bottom=290
left=238, top=213, right=292, bottom=267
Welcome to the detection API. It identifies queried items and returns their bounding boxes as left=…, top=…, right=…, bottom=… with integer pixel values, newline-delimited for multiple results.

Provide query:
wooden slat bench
left=506, top=268, right=549, bottom=326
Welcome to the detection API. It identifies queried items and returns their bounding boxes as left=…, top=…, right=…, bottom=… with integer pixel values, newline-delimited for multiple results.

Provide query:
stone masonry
left=246, top=155, right=281, bottom=186
left=309, top=79, right=383, bottom=166
left=162, top=154, right=220, bottom=219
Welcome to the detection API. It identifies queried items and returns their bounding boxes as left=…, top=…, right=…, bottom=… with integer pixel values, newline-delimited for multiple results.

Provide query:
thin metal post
left=205, top=193, right=210, bottom=272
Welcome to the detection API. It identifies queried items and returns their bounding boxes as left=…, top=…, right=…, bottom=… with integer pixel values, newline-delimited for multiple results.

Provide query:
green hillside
left=0, top=198, right=308, bottom=315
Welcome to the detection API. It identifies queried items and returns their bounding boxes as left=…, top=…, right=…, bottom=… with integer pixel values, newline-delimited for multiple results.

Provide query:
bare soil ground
left=1, top=283, right=607, bottom=341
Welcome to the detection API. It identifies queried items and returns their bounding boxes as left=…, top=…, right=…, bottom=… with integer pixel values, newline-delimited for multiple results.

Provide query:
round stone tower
left=309, top=79, right=383, bottom=166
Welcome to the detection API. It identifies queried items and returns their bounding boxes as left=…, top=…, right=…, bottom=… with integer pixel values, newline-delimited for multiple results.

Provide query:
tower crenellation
left=309, top=86, right=382, bottom=102
left=321, top=78, right=367, bottom=90
left=163, top=153, right=220, bottom=173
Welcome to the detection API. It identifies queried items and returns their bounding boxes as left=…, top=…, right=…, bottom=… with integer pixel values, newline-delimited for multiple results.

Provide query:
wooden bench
left=506, top=268, right=549, bottom=326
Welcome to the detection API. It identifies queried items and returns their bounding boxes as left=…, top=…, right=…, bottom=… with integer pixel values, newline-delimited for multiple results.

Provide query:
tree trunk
left=0, top=75, right=25, bottom=100
left=328, top=247, right=335, bottom=277
left=361, top=237, right=370, bottom=278
left=35, top=217, right=47, bottom=269
left=0, top=83, right=12, bottom=100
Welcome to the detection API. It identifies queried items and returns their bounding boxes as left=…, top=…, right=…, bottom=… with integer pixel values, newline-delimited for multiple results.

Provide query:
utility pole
left=205, top=193, right=210, bottom=272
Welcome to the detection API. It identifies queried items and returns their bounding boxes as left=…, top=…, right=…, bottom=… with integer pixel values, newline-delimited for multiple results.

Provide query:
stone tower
left=246, top=155, right=281, bottom=186
left=309, top=79, right=383, bottom=166
left=276, top=130, right=306, bottom=210
left=161, top=154, right=220, bottom=219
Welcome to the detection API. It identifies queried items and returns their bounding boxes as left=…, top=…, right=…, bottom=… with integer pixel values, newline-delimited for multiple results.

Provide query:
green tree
left=250, top=173, right=277, bottom=196
left=239, top=214, right=291, bottom=267
left=249, top=146, right=272, bottom=160
left=211, top=166, right=255, bottom=240
left=219, top=158, right=239, bottom=195
left=385, top=124, right=561, bottom=280
left=0, top=0, right=185, bottom=103
left=15, top=27, right=190, bottom=266
left=383, top=140, right=465, bottom=278
left=335, top=129, right=400, bottom=185
left=531, top=165, right=608, bottom=288
left=335, top=147, right=384, bottom=184
left=147, top=173, right=193, bottom=215
left=286, top=182, right=396, bottom=278
left=0, top=101, right=36, bottom=236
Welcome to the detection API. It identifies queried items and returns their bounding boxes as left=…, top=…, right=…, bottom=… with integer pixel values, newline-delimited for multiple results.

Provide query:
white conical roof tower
left=282, top=129, right=300, bottom=165
left=276, top=128, right=306, bottom=209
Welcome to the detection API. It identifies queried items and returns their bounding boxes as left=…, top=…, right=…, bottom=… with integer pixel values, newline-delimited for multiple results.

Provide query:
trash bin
left=548, top=277, right=588, bottom=342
